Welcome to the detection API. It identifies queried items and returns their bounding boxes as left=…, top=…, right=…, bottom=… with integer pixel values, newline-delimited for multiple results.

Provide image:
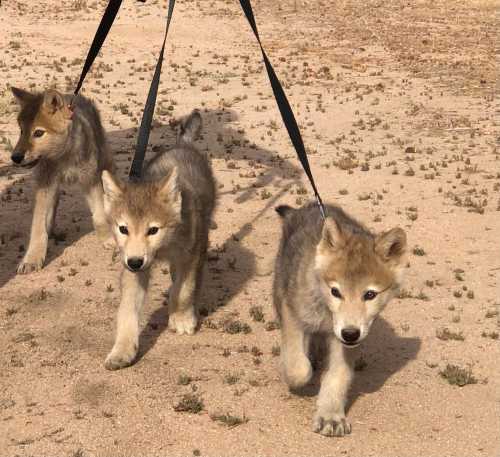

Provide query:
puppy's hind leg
left=167, top=253, right=203, bottom=336
left=280, top=305, right=313, bottom=390
left=313, top=336, right=353, bottom=437
left=105, top=269, right=149, bottom=370
left=85, top=182, right=114, bottom=249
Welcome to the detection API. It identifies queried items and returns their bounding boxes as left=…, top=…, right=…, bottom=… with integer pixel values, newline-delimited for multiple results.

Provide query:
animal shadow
left=0, top=165, right=94, bottom=289
left=292, top=317, right=421, bottom=411
left=135, top=222, right=256, bottom=363
left=133, top=108, right=301, bottom=362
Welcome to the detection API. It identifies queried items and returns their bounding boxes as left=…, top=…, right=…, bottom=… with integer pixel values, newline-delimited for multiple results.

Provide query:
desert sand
left=0, top=1, right=499, bottom=456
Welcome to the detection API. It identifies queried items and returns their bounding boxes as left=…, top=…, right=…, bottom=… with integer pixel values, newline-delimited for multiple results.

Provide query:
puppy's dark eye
left=33, top=129, right=45, bottom=138
left=147, top=227, right=159, bottom=236
left=363, top=290, right=378, bottom=301
left=331, top=287, right=342, bottom=299
left=119, top=225, right=129, bottom=235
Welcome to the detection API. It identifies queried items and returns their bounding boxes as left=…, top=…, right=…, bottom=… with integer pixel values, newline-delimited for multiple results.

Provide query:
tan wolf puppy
left=10, top=87, right=114, bottom=274
left=273, top=202, right=407, bottom=437
left=101, top=110, right=216, bottom=370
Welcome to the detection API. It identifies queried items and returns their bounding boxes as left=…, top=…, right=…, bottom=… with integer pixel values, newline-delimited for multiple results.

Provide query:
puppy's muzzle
left=127, top=257, right=144, bottom=272
left=11, top=152, right=40, bottom=168
left=11, top=152, right=25, bottom=164
left=340, top=327, right=361, bottom=347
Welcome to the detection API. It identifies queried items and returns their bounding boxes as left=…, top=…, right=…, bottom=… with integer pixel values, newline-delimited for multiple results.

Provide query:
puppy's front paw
left=17, top=254, right=45, bottom=274
left=313, top=411, right=352, bottom=437
left=168, top=310, right=197, bottom=335
left=104, top=342, right=138, bottom=370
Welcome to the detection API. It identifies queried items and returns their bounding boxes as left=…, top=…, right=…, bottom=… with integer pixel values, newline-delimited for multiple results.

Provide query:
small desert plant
left=249, top=306, right=264, bottom=322
left=222, top=318, right=251, bottom=334
left=224, top=373, right=240, bottom=385
left=177, top=374, right=193, bottom=386
left=73, top=0, right=87, bottom=10
left=436, top=328, right=465, bottom=341
left=354, top=356, right=368, bottom=371
left=439, top=364, right=477, bottom=386
left=264, top=320, right=280, bottom=331
left=210, top=412, right=248, bottom=428
left=412, top=246, right=426, bottom=256
left=485, top=309, right=499, bottom=319
left=481, top=331, right=499, bottom=340
left=174, top=393, right=204, bottom=413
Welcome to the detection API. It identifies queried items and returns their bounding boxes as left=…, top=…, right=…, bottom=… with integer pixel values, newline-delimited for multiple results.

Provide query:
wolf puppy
left=273, top=203, right=407, bottom=437
left=10, top=87, right=113, bottom=273
left=102, top=110, right=215, bottom=370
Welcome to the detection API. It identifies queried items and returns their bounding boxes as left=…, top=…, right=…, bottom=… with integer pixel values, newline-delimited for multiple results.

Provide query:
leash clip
left=316, top=195, right=327, bottom=220
left=66, top=95, right=75, bottom=120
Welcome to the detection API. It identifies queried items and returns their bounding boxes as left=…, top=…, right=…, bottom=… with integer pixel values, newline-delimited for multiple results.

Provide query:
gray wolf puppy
left=101, top=110, right=216, bottom=370
left=273, top=202, right=407, bottom=437
left=10, top=87, right=114, bottom=274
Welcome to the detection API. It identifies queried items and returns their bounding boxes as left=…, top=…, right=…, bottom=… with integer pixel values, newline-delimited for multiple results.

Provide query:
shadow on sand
left=112, top=108, right=302, bottom=362
left=292, top=317, right=421, bottom=410
left=0, top=164, right=94, bottom=289
left=1, top=106, right=301, bottom=366
left=0, top=106, right=300, bottom=290
left=1, top=107, right=417, bottom=395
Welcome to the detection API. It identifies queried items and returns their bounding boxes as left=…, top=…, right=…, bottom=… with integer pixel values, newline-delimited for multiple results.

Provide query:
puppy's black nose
left=341, top=327, right=360, bottom=344
left=11, top=153, right=24, bottom=164
left=127, top=257, right=144, bottom=271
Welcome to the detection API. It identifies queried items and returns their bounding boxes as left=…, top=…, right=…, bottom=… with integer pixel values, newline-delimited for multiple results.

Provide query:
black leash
left=238, top=0, right=326, bottom=219
left=72, top=0, right=123, bottom=103
left=72, top=0, right=325, bottom=213
left=70, top=0, right=175, bottom=180
left=129, top=0, right=176, bottom=180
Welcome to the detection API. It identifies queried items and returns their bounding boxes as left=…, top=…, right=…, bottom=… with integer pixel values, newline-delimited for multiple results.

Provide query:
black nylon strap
left=73, top=0, right=324, bottom=211
left=73, top=0, right=123, bottom=100
left=238, top=0, right=326, bottom=219
left=129, top=0, right=176, bottom=180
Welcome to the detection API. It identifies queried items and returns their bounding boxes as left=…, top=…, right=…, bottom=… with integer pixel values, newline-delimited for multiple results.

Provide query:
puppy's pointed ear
left=375, top=227, right=407, bottom=263
left=102, top=171, right=123, bottom=208
left=43, top=89, right=65, bottom=114
left=275, top=205, right=294, bottom=219
left=158, top=167, right=181, bottom=215
left=178, top=110, right=202, bottom=144
left=318, top=217, right=344, bottom=254
left=11, top=87, right=33, bottom=105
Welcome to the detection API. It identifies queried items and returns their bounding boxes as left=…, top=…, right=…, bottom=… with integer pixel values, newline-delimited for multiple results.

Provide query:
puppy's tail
left=177, top=110, right=202, bottom=145
left=275, top=205, right=294, bottom=219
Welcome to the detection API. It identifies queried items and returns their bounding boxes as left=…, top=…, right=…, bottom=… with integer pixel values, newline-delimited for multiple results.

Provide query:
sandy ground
left=0, top=1, right=499, bottom=456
